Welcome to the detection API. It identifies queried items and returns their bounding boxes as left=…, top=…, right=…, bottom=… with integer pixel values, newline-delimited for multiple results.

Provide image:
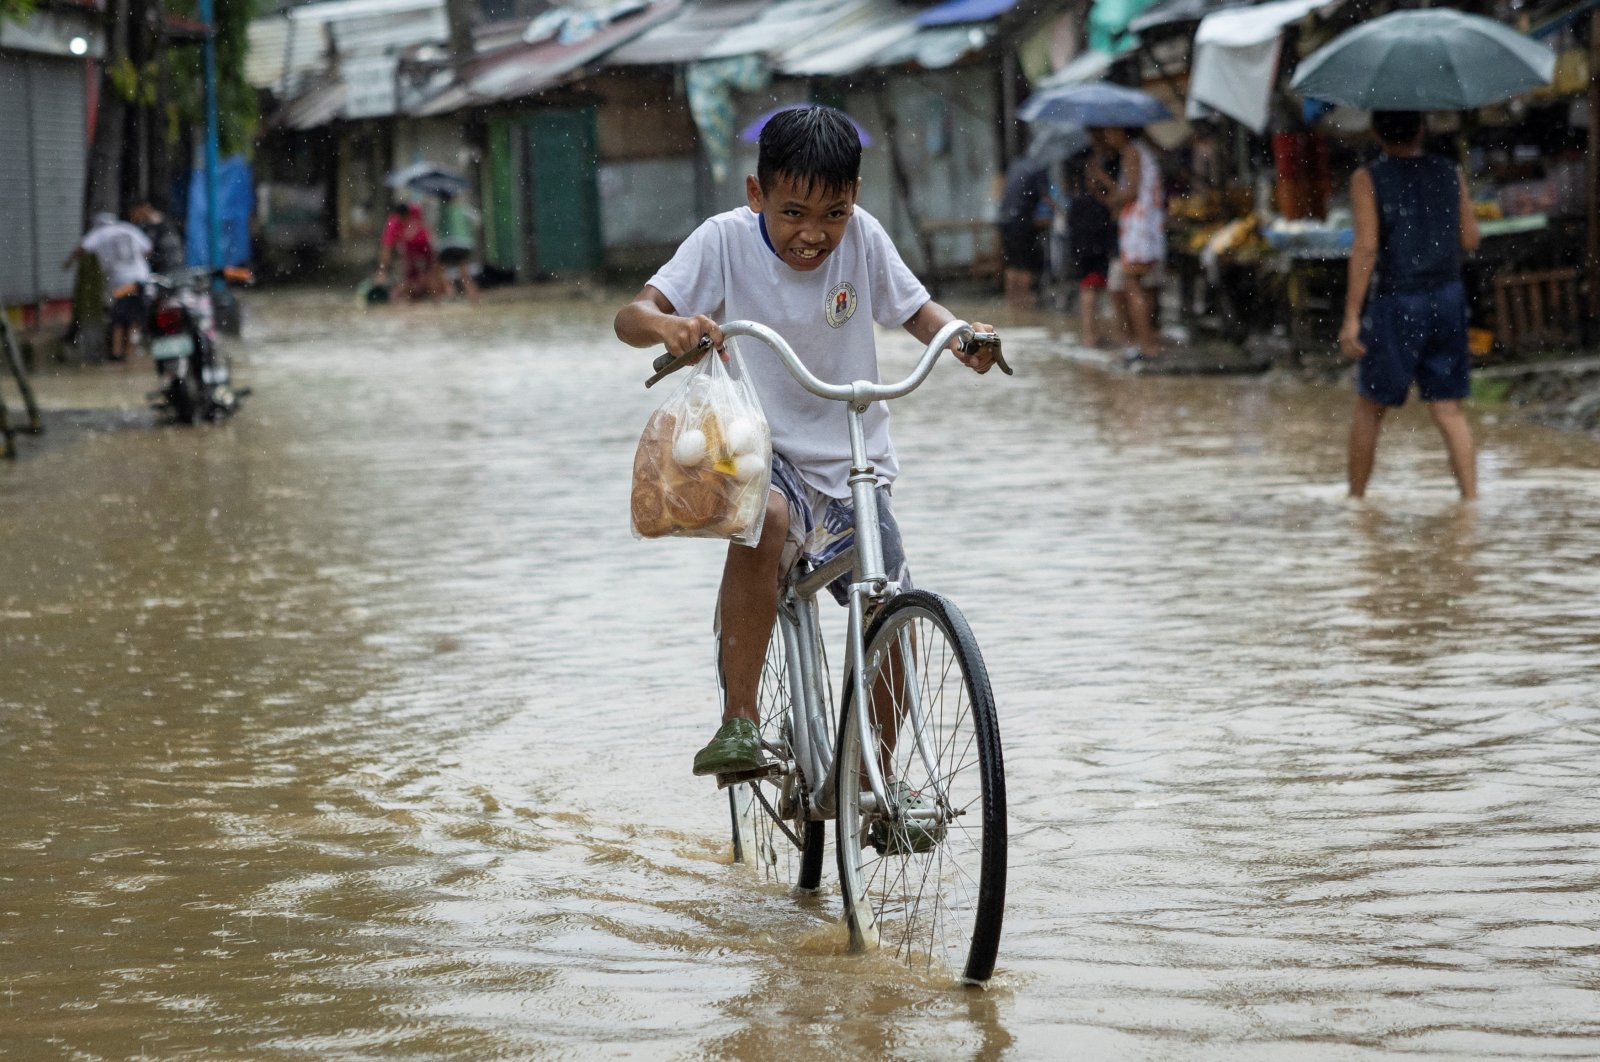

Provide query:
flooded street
left=4, top=289, right=1600, bottom=1059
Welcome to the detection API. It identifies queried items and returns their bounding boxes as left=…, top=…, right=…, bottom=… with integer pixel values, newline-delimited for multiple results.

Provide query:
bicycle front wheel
left=727, top=605, right=825, bottom=891
left=834, top=590, right=1006, bottom=984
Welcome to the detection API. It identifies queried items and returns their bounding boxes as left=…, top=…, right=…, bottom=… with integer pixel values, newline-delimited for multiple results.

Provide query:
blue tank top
left=1367, top=153, right=1461, bottom=295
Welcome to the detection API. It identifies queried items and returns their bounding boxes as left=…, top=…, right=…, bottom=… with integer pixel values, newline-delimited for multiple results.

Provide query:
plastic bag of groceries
left=631, top=341, right=772, bottom=547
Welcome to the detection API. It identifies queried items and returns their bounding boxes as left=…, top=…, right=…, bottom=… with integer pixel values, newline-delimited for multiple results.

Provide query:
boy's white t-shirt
left=647, top=205, right=929, bottom=499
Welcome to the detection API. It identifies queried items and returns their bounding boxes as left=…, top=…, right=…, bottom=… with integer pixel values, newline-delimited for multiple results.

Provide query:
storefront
left=0, top=4, right=103, bottom=313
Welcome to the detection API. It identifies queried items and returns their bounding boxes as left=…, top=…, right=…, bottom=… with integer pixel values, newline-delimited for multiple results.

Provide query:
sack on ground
left=631, top=341, right=771, bottom=547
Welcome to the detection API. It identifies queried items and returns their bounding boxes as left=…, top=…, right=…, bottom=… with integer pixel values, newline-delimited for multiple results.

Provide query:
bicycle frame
left=721, top=319, right=974, bottom=827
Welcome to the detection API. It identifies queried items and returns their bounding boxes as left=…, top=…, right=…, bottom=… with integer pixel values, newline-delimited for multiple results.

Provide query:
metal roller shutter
left=0, top=52, right=86, bottom=305
left=0, top=54, right=40, bottom=305
left=28, top=57, right=86, bottom=302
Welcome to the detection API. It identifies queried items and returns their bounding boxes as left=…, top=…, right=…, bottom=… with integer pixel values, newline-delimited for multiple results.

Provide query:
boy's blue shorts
left=1357, top=281, right=1470, bottom=407
left=770, top=452, right=910, bottom=607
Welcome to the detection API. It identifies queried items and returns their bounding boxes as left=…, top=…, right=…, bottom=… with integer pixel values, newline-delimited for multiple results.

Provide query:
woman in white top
left=1089, top=126, right=1166, bottom=360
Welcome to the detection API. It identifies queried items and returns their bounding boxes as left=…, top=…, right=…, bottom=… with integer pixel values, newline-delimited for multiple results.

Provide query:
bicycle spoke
left=838, top=594, right=1003, bottom=983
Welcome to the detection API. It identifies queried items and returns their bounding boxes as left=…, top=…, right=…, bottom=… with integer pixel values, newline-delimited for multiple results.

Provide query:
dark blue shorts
left=1357, top=281, right=1470, bottom=407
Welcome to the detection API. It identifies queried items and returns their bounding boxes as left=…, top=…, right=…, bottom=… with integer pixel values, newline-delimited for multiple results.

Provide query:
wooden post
left=1588, top=10, right=1599, bottom=321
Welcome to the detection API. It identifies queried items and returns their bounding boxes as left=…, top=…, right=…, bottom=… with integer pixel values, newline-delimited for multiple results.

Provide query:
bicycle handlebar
left=644, top=320, right=1010, bottom=398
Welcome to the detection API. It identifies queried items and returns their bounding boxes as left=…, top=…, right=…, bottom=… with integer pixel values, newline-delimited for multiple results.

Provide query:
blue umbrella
left=1019, top=83, right=1171, bottom=127
left=738, top=104, right=873, bottom=146
left=385, top=161, right=470, bottom=197
left=1290, top=9, right=1555, bottom=111
left=1026, top=123, right=1090, bottom=166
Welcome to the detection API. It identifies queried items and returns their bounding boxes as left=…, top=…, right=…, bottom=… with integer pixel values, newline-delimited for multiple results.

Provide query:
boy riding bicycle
left=614, top=105, right=998, bottom=795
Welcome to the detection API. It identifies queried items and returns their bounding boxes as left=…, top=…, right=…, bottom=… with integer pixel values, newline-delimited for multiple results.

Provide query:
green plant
left=164, top=0, right=258, bottom=155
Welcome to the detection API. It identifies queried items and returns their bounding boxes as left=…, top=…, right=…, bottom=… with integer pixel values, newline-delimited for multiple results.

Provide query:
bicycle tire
left=834, top=589, right=1006, bottom=984
left=726, top=605, right=825, bottom=891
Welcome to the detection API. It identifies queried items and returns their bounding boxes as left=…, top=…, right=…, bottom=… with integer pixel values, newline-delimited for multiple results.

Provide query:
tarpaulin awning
left=1034, top=45, right=1127, bottom=89
left=1187, top=0, right=1340, bottom=132
left=914, top=0, right=1021, bottom=27
left=1086, top=0, right=1159, bottom=53
left=1129, top=0, right=1256, bottom=35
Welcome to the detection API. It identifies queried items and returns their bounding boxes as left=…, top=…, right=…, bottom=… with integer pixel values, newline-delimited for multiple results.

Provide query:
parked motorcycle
left=143, top=267, right=252, bottom=423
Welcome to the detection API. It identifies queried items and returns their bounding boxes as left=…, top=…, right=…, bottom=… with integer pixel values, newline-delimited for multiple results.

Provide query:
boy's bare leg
left=1348, top=395, right=1387, bottom=498
left=717, top=492, right=789, bottom=725
left=1428, top=399, right=1477, bottom=500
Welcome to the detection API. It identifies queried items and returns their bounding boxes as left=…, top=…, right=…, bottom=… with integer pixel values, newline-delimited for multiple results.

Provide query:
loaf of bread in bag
left=631, top=410, right=676, bottom=537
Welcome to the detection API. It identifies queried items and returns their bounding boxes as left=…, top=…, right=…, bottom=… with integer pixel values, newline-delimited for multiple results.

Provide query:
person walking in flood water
left=1088, top=126, right=1165, bottom=363
left=998, top=156, right=1055, bottom=310
left=613, top=106, right=997, bottom=814
left=1340, top=110, right=1480, bottom=500
left=1066, top=136, right=1118, bottom=348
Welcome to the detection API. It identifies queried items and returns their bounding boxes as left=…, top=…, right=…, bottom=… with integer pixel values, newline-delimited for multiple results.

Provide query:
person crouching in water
left=375, top=202, right=445, bottom=302
left=1339, top=110, right=1480, bottom=500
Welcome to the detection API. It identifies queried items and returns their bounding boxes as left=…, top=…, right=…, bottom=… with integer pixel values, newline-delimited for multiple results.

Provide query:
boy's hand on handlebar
left=954, top=322, right=999, bottom=374
left=662, top=315, right=725, bottom=361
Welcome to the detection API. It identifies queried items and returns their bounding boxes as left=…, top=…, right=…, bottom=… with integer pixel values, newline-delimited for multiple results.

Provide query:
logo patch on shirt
left=825, top=282, right=858, bottom=328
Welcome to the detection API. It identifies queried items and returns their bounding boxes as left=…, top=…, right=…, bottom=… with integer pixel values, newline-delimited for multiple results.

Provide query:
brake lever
left=644, top=334, right=714, bottom=389
left=959, top=331, right=1013, bottom=376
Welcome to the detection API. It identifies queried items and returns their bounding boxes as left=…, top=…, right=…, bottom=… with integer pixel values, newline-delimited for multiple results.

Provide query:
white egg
left=724, top=418, right=760, bottom=456
left=672, top=429, right=707, bottom=467
left=732, top=452, right=766, bottom=483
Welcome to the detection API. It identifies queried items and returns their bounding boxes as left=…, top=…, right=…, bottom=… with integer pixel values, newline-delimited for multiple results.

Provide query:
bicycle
left=648, top=320, right=1010, bottom=985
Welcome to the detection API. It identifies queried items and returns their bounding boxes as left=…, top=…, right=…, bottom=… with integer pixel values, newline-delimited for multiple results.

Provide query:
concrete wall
left=589, top=69, right=703, bottom=271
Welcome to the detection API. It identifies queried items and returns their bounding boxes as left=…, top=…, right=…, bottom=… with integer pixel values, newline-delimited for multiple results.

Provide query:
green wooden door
left=526, top=108, right=602, bottom=274
left=485, top=118, right=524, bottom=274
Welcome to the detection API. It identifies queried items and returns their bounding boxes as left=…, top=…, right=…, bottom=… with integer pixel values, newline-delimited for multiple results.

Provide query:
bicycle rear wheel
left=834, top=590, right=1006, bottom=984
left=725, top=604, right=825, bottom=891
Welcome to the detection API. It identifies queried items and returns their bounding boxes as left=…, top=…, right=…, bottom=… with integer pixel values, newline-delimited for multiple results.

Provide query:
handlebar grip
left=958, top=332, right=1013, bottom=376
left=643, top=334, right=714, bottom=389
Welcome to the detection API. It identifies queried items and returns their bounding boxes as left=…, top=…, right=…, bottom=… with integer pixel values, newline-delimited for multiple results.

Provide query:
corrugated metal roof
left=871, top=23, right=992, bottom=68
left=774, top=0, right=918, bottom=75
left=247, top=0, right=447, bottom=93
left=611, top=0, right=998, bottom=75
left=414, top=0, right=682, bottom=113
left=274, top=79, right=350, bottom=130
left=608, top=0, right=769, bottom=65
left=701, top=0, right=862, bottom=59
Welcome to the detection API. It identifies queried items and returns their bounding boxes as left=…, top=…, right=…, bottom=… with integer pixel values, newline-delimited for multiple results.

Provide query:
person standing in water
left=1339, top=110, right=1480, bottom=500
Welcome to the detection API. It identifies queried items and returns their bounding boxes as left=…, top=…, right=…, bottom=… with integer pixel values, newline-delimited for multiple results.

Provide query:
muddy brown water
left=4, top=290, right=1599, bottom=1059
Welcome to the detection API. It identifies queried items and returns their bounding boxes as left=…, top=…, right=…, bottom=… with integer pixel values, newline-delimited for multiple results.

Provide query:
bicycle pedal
left=714, top=763, right=781, bottom=790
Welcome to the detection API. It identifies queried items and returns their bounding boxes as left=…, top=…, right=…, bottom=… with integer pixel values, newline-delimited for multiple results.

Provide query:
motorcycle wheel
left=168, top=360, right=201, bottom=424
